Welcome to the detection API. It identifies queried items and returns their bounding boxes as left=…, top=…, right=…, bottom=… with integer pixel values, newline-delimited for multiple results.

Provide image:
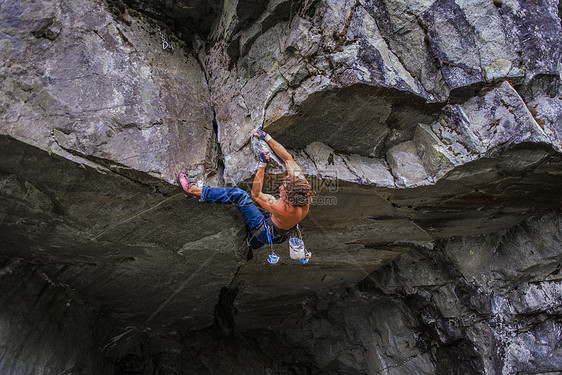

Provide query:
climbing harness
left=246, top=216, right=310, bottom=265
left=265, top=222, right=311, bottom=265
left=156, top=26, right=174, bottom=53
left=289, top=224, right=312, bottom=265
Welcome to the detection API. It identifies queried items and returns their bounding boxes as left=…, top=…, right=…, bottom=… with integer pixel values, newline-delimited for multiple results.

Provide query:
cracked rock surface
left=1, top=0, right=562, bottom=374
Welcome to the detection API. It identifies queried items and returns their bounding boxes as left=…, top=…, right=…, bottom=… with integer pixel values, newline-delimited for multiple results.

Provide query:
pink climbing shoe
left=177, top=172, right=196, bottom=198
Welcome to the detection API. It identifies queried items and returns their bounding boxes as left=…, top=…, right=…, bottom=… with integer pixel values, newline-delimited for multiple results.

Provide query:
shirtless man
left=177, top=129, right=313, bottom=250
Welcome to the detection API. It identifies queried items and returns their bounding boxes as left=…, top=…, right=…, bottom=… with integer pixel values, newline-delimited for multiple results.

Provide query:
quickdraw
left=266, top=222, right=279, bottom=264
left=156, top=26, right=174, bottom=53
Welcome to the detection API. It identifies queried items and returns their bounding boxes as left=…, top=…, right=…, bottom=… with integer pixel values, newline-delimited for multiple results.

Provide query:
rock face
left=205, top=0, right=562, bottom=183
left=1, top=0, right=218, bottom=184
left=271, top=211, right=562, bottom=375
left=0, top=258, right=115, bottom=374
left=1, top=0, right=562, bottom=374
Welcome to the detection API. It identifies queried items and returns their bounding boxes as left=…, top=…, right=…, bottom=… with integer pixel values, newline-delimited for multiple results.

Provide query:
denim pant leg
left=200, top=187, right=265, bottom=231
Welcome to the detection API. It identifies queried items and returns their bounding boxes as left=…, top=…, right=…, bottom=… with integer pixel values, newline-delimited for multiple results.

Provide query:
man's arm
left=251, top=149, right=279, bottom=212
left=253, top=129, right=304, bottom=178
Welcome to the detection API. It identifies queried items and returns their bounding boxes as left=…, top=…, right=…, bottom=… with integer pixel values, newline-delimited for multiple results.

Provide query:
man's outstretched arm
left=251, top=149, right=278, bottom=212
left=253, top=129, right=304, bottom=178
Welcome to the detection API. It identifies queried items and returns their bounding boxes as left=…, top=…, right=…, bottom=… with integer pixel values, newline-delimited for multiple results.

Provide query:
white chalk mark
left=101, top=326, right=140, bottom=352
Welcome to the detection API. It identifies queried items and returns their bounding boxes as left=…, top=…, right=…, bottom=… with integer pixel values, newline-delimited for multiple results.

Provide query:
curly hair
left=281, top=175, right=314, bottom=207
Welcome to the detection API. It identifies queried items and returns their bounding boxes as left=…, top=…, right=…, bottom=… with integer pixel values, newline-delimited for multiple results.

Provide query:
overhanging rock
left=1, top=0, right=562, bottom=373
left=0, top=135, right=247, bottom=331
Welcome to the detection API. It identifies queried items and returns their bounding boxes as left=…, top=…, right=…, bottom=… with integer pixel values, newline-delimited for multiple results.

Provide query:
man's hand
left=258, top=149, right=270, bottom=167
left=252, top=129, right=272, bottom=142
left=253, top=128, right=304, bottom=177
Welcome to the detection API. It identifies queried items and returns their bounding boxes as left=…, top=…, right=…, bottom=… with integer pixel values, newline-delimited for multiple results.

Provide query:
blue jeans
left=201, top=186, right=265, bottom=230
left=200, top=187, right=294, bottom=249
left=201, top=187, right=269, bottom=248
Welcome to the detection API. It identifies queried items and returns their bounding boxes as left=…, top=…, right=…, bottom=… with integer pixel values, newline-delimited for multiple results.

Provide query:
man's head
left=280, top=175, right=314, bottom=207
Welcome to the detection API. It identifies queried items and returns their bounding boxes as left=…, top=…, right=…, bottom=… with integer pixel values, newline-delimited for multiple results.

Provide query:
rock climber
left=177, top=129, right=314, bottom=250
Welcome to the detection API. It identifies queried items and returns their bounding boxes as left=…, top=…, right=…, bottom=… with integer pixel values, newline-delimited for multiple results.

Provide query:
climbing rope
left=156, top=26, right=174, bottom=53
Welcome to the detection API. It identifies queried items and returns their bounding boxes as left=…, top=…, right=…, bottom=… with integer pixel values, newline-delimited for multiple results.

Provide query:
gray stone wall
left=0, top=258, right=114, bottom=374
left=243, top=211, right=562, bottom=374
left=0, top=0, right=561, bottom=373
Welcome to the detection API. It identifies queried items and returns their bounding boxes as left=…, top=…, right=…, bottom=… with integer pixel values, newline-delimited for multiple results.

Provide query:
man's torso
left=270, top=202, right=309, bottom=230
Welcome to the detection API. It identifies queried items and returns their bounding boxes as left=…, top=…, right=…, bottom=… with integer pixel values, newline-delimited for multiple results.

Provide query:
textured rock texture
left=0, top=135, right=248, bottom=331
left=0, top=257, right=115, bottom=374
left=261, top=211, right=562, bottom=375
left=1, top=0, right=248, bottom=335
left=1, top=0, right=217, bottom=184
left=205, top=0, right=562, bottom=183
left=1, top=0, right=562, bottom=373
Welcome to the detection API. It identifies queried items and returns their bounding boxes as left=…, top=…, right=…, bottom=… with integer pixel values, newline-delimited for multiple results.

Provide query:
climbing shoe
left=177, top=172, right=196, bottom=198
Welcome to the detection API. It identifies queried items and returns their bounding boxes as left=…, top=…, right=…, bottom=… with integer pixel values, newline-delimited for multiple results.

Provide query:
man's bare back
left=270, top=200, right=309, bottom=230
